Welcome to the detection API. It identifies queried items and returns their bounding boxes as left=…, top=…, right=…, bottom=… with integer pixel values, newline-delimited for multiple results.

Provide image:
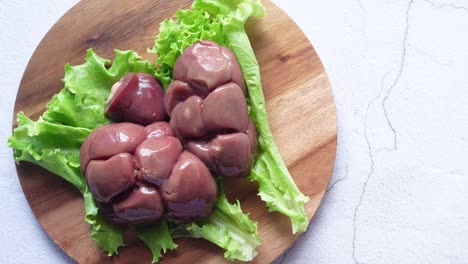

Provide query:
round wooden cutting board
left=13, top=0, right=336, bottom=263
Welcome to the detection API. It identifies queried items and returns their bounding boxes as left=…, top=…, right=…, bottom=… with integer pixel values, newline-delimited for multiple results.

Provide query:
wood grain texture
left=13, top=0, right=337, bottom=263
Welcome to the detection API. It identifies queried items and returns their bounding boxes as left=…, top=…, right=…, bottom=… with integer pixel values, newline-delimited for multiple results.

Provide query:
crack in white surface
left=378, top=0, right=462, bottom=153
left=422, top=0, right=468, bottom=12
left=382, top=0, right=414, bottom=152
left=327, top=162, right=349, bottom=192
left=352, top=73, right=387, bottom=264
left=352, top=0, right=415, bottom=262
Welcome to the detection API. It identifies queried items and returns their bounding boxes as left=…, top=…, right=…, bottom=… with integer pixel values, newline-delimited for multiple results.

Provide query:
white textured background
left=1, top=0, right=467, bottom=263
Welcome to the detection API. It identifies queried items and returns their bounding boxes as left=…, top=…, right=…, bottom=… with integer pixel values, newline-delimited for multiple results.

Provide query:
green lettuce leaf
left=186, top=193, right=261, bottom=261
left=8, top=113, right=90, bottom=193
left=43, top=49, right=155, bottom=130
left=135, top=221, right=178, bottom=263
left=151, top=0, right=309, bottom=233
left=8, top=49, right=156, bottom=256
left=84, top=188, right=124, bottom=256
left=151, top=7, right=225, bottom=88
left=219, top=0, right=310, bottom=234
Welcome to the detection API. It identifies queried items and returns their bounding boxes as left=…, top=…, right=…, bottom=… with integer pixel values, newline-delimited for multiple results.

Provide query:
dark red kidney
left=186, top=132, right=255, bottom=178
left=221, top=46, right=246, bottom=95
left=84, top=122, right=146, bottom=163
left=209, top=133, right=253, bottom=178
left=161, top=151, right=218, bottom=222
left=135, top=136, right=183, bottom=186
left=113, top=184, right=165, bottom=224
left=164, top=80, right=195, bottom=117
left=186, top=141, right=212, bottom=170
left=246, top=119, right=259, bottom=157
left=105, top=73, right=166, bottom=125
left=201, top=82, right=248, bottom=133
left=174, top=40, right=231, bottom=97
left=173, top=40, right=245, bottom=97
left=80, top=121, right=218, bottom=225
left=95, top=201, right=128, bottom=225
left=170, top=95, right=206, bottom=139
left=167, top=40, right=257, bottom=178
left=85, top=153, right=136, bottom=203
left=145, top=122, right=173, bottom=139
